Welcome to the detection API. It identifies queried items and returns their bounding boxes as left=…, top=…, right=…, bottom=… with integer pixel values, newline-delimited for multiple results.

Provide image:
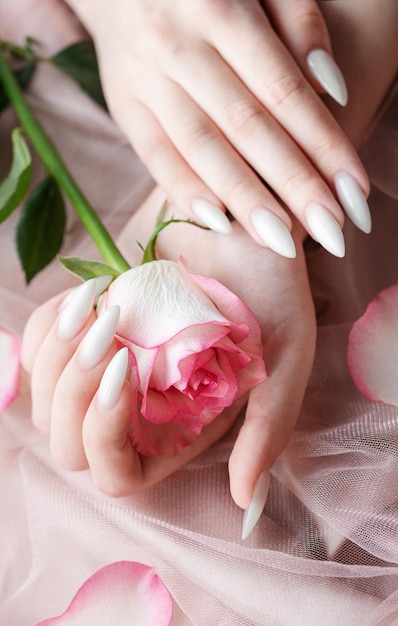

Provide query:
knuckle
left=141, top=135, right=170, bottom=169
left=83, top=429, right=109, bottom=455
left=311, top=132, right=344, bottom=162
left=224, top=99, right=267, bottom=138
left=227, top=175, right=256, bottom=206
left=266, top=71, right=307, bottom=109
left=281, top=169, right=314, bottom=197
left=291, top=2, right=325, bottom=35
left=52, top=448, right=86, bottom=472
left=96, top=479, right=129, bottom=499
left=134, top=17, right=174, bottom=58
left=178, top=117, right=216, bottom=154
left=94, top=472, right=143, bottom=498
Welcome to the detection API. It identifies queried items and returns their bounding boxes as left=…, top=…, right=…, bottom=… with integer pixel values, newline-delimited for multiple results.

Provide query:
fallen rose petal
left=347, top=284, right=398, bottom=405
left=36, top=561, right=173, bottom=626
left=0, top=329, right=21, bottom=413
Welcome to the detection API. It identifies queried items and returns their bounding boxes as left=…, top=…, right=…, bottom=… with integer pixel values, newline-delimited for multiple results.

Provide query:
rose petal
left=184, top=260, right=263, bottom=349
left=0, top=329, right=21, bottom=413
left=36, top=561, right=173, bottom=626
left=347, top=284, right=398, bottom=405
left=104, top=261, right=231, bottom=348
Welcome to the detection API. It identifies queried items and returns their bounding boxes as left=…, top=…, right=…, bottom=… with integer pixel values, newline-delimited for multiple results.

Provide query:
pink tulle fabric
left=1, top=2, right=398, bottom=624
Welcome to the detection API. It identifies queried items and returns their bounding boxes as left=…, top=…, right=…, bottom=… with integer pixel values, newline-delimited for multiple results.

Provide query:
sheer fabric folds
left=1, top=2, right=398, bottom=624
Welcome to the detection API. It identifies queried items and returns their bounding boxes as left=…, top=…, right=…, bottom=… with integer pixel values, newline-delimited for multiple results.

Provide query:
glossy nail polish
left=58, top=275, right=113, bottom=313
left=94, top=274, right=114, bottom=298
left=242, top=470, right=270, bottom=540
left=335, top=171, right=372, bottom=234
left=191, top=198, right=232, bottom=234
left=251, top=208, right=296, bottom=258
left=57, top=278, right=97, bottom=342
left=77, top=305, right=120, bottom=370
left=307, top=49, right=348, bottom=107
left=97, top=347, right=129, bottom=411
left=305, top=203, right=345, bottom=258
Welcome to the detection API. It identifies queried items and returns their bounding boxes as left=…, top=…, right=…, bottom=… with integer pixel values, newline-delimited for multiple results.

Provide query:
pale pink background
left=1, top=2, right=398, bottom=624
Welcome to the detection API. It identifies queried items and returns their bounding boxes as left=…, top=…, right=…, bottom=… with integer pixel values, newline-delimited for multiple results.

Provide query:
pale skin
left=21, top=1, right=398, bottom=508
left=61, top=0, right=370, bottom=252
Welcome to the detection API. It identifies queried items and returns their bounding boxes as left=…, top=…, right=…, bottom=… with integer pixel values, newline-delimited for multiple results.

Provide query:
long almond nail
left=305, top=203, right=345, bottom=258
left=191, top=198, right=232, bottom=234
left=77, top=305, right=120, bottom=370
left=97, top=347, right=129, bottom=411
left=57, top=279, right=97, bottom=342
left=251, top=208, right=296, bottom=258
left=335, top=171, right=371, bottom=234
left=242, top=470, right=270, bottom=540
left=307, top=49, right=348, bottom=107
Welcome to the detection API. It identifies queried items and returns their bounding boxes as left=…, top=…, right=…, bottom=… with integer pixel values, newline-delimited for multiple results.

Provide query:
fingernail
left=57, top=279, right=97, bottom=341
left=242, top=470, right=270, bottom=540
left=97, top=347, right=129, bottom=411
left=307, top=49, right=348, bottom=107
left=191, top=198, right=232, bottom=234
left=58, top=276, right=113, bottom=314
left=77, top=305, right=120, bottom=370
left=334, top=171, right=371, bottom=234
left=94, top=274, right=114, bottom=299
left=305, top=203, right=345, bottom=257
left=250, top=208, right=296, bottom=258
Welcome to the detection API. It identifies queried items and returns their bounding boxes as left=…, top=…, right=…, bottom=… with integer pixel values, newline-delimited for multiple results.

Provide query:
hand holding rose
left=97, top=259, right=266, bottom=456
left=21, top=188, right=316, bottom=533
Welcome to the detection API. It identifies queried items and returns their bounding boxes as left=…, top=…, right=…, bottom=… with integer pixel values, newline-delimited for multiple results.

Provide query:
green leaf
left=0, top=128, right=31, bottom=223
left=58, top=255, right=120, bottom=281
left=16, top=176, right=66, bottom=283
left=0, top=60, right=36, bottom=113
left=51, top=40, right=107, bottom=110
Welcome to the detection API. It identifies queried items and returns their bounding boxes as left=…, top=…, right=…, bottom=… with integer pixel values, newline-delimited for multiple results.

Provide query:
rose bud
left=98, top=259, right=267, bottom=456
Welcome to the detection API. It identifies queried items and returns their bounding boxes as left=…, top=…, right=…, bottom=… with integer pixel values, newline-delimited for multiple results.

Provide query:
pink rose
left=98, top=259, right=267, bottom=455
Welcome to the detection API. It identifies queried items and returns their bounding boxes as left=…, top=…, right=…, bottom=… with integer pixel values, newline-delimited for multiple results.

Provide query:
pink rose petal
left=347, top=284, right=398, bottom=405
left=36, top=561, right=173, bottom=626
left=99, top=259, right=267, bottom=455
left=0, top=329, right=21, bottom=413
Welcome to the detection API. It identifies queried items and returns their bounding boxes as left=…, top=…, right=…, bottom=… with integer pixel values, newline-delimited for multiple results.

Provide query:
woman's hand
left=21, top=187, right=316, bottom=513
left=63, top=0, right=370, bottom=258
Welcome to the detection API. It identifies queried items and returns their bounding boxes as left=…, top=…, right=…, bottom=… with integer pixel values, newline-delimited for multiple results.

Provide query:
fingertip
left=228, top=419, right=270, bottom=510
left=191, top=198, right=232, bottom=235
left=306, top=49, right=348, bottom=107
left=96, top=347, right=129, bottom=413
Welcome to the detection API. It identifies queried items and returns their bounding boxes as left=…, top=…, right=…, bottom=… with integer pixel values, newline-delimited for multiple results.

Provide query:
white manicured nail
left=335, top=171, right=371, bottom=234
left=191, top=199, right=232, bottom=234
left=77, top=305, right=120, bottom=370
left=305, top=203, right=345, bottom=258
left=307, top=49, right=348, bottom=107
left=57, top=279, right=97, bottom=341
left=58, top=275, right=113, bottom=314
left=94, top=274, right=114, bottom=298
left=251, top=208, right=296, bottom=258
left=242, top=470, right=270, bottom=540
left=97, top=347, right=129, bottom=411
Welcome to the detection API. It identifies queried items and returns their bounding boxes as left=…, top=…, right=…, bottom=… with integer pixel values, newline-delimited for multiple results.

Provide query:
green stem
left=141, top=218, right=209, bottom=264
left=0, top=46, right=130, bottom=273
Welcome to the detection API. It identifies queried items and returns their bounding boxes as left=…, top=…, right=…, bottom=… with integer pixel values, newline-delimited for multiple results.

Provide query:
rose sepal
left=58, top=255, right=122, bottom=282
